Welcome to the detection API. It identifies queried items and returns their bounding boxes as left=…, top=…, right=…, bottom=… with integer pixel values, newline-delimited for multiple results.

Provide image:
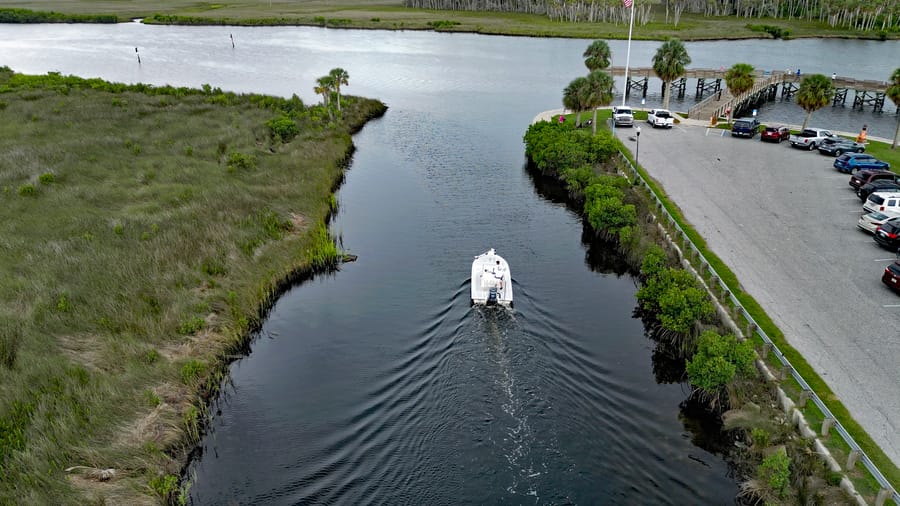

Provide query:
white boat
left=471, top=248, right=513, bottom=306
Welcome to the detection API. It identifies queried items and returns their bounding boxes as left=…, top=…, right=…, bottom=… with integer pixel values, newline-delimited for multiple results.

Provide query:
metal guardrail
left=618, top=151, right=899, bottom=504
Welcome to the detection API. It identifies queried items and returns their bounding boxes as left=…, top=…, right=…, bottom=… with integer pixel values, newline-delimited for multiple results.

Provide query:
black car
left=858, top=179, right=900, bottom=201
left=874, top=220, right=900, bottom=250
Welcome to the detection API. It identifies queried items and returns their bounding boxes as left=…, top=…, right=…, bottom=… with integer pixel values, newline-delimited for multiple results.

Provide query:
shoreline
left=535, top=108, right=900, bottom=495
left=0, top=5, right=897, bottom=42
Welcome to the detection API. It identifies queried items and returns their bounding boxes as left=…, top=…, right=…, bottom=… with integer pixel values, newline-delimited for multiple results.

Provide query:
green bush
left=227, top=152, right=256, bottom=172
left=266, top=115, right=299, bottom=142
left=751, top=427, right=770, bottom=448
left=177, top=316, right=205, bottom=335
left=746, top=24, right=790, bottom=39
left=686, top=330, right=756, bottom=391
left=427, top=20, right=461, bottom=30
left=38, top=172, right=55, bottom=184
left=758, top=447, right=790, bottom=497
left=17, top=184, right=36, bottom=196
left=637, top=268, right=714, bottom=334
left=149, top=474, right=179, bottom=502
left=180, top=360, right=206, bottom=385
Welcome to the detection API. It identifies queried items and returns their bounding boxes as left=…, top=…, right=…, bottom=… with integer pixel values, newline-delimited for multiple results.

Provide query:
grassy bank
left=0, top=68, right=385, bottom=504
left=0, top=1, right=897, bottom=40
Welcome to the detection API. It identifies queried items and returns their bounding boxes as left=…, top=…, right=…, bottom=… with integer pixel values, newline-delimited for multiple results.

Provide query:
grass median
left=0, top=68, right=385, bottom=504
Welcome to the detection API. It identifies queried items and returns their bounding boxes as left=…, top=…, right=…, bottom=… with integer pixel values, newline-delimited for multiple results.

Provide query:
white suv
left=863, top=191, right=900, bottom=215
left=612, top=106, right=634, bottom=127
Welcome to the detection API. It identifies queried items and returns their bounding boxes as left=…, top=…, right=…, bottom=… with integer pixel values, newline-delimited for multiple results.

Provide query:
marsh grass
left=0, top=67, right=385, bottom=503
left=0, top=1, right=895, bottom=40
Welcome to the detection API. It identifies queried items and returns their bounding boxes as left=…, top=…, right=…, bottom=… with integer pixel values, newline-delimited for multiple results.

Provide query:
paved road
left=613, top=122, right=900, bottom=469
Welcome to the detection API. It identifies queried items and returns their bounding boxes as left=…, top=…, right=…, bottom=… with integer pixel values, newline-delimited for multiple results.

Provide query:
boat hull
left=470, top=248, right=513, bottom=306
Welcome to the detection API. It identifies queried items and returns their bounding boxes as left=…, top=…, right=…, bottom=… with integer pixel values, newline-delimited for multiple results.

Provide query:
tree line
left=401, top=0, right=900, bottom=32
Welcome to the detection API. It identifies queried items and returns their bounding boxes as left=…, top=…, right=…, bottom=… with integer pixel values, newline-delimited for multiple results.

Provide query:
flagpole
left=622, top=0, right=635, bottom=106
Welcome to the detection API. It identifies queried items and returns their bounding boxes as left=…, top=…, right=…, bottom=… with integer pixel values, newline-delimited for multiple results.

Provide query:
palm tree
left=796, top=74, right=835, bottom=130
left=562, top=76, right=591, bottom=126
left=585, top=70, right=615, bottom=135
left=328, top=67, right=350, bottom=112
left=314, top=75, right=335, bottom=119
left=887, top=67, right=900, bottom=149
left=583, top=40, right=611, bottom=72
left=652, top=38, right=691, bottom=110
left=724, top=63, right=755, bottom=124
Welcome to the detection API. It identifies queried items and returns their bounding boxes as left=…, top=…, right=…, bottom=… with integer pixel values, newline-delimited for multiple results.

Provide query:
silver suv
left=612, top=106, right=634, bottom=127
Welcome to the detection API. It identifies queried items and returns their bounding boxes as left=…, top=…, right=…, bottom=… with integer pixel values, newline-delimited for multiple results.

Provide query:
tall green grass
left=0, top=67, right=385, bottom=504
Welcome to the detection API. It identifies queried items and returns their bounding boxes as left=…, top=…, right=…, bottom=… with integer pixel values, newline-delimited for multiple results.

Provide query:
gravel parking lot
left=615, top=121, right=900, bottom=469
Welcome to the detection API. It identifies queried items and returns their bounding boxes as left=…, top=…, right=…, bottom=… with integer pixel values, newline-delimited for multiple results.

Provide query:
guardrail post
left=798, top=389, right=811, bottom=408
left=747, top=322, right=758, bottom=340
left=779, top=365, right=792, bottom=381
left=875, top=488, right=893, bottom=506
left=821, top=417, right=835, bottom=437
left=846, top=449, right=861, bottom=469
left=759, top=341, right=770, bottom=358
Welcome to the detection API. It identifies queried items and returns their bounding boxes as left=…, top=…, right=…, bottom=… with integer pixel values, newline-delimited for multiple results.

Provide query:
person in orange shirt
left=856, top=124, right=868, bottom=143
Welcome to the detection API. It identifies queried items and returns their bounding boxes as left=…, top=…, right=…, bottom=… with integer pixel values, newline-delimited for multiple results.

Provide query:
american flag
left=623, top=0, right=633, bottom=7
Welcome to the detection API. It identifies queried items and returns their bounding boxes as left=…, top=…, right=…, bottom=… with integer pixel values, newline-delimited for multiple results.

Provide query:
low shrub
left=177, top=316, right=206, bottom=335
left=266, top=115, right=299, bottom=143
left=227, top=152, right=256, bottom=172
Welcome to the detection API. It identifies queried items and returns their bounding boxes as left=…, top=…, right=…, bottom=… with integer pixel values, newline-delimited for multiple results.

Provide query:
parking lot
left=615, top=121, right=900, bottom=468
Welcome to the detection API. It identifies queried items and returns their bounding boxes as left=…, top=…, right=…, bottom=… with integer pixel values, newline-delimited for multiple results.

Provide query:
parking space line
left=875, top=259, right=896, bottom=262
left=883, top=304, right=900, bottom=308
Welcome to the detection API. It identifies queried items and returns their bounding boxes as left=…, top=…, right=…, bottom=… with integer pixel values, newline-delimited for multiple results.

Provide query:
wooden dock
left=606, top=67, right=894, bottom=120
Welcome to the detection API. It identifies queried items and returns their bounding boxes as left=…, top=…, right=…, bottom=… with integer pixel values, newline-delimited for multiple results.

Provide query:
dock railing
left=617, top=148, right=899, bottom=504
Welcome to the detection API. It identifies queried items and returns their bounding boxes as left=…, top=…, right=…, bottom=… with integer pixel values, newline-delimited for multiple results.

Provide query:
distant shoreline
left=0, top=4, right=897, bottom=42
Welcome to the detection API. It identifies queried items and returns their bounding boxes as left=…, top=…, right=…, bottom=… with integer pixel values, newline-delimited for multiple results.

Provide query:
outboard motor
left=487, top=287, right=498, bottom=305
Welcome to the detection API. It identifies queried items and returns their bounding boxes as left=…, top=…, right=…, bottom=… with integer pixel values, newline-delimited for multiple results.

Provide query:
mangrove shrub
left=685, top=330, right=756, bottom=392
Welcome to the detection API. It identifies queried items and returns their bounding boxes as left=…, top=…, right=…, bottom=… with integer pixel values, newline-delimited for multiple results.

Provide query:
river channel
left=1, top=24, right=898, bottom=505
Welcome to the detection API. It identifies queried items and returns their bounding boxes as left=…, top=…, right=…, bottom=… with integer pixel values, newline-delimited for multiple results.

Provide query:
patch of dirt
left=57, top=333, right=104, bottom=371
left=289, top=212, right=308, bottom=232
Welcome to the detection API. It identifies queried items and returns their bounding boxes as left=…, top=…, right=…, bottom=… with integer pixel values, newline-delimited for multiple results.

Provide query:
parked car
left=882, top=260, right=900, bottom=293
left=874, top=219, right=900, bottom=250
left=731, top=117, right=760, bottom=138
left=858, top=212, right=899, bottom=234
left=834, top=153, right=891, bottom=173
left=849, top=169, right=899, bottom=191
left=863, top=192, right=900, bottom=215
left=760, top=125, right=790, bottom=143
left=647, top=108, right=675, bottom=128
left=817, top=137, right=866, bottom=156
left=789, top=128, right=836, bottom=150
left=857, top=179, right=900, bottom=202
left=612, top=106, right=634, bottom=127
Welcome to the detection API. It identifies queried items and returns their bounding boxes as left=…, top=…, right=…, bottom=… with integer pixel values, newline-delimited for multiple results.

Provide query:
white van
left=863, top=191, right=900, bottom=215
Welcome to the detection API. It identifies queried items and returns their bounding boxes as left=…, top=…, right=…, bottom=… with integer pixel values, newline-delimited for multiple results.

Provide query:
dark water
left=185, top=119, right=739, bottom=504
left=3, top=25, right=897, bottom=504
